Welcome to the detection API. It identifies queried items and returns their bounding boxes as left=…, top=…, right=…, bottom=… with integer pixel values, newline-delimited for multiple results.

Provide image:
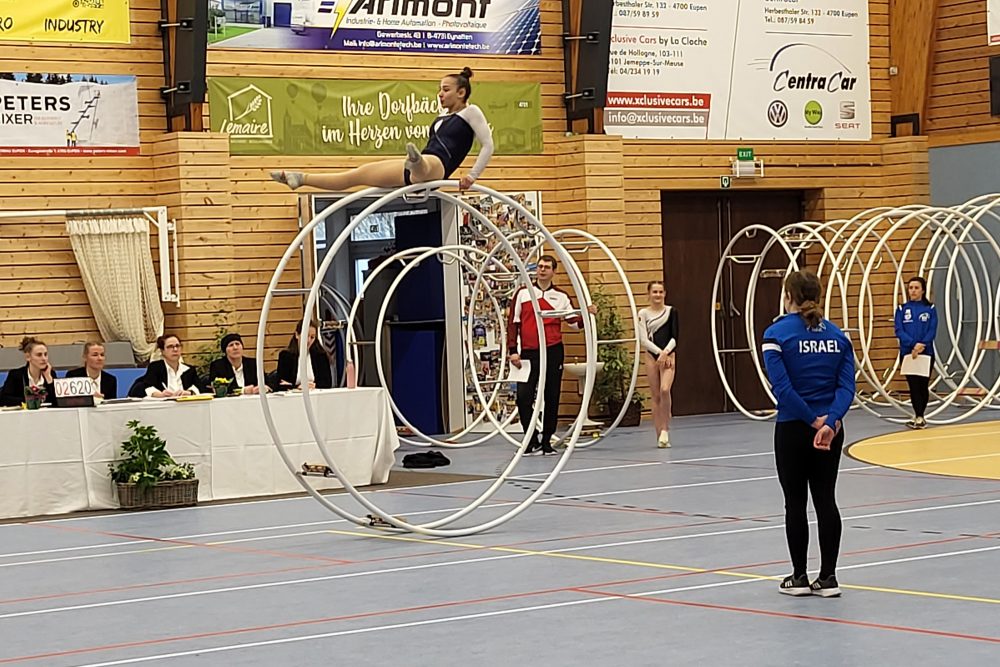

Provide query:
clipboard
left=507, top=360, right=532, bottom=383
left=900, top=353, right=932, bottom=377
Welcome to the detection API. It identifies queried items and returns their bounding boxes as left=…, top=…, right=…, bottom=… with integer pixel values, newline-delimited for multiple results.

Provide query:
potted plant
left=590, top=285, right=644, bottom=427
left=212, top=377, right=232, bottom=398
left=23, top=385, right=47, bottom=410
left=108, top=420, right=198, bottom=510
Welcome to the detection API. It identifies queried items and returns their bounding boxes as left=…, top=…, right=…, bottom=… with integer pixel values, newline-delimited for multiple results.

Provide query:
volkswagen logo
left=768, top=100, right=788, bottom=127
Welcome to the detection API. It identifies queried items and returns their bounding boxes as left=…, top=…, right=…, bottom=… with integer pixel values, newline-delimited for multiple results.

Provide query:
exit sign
left=737, top=147, right=754, bottom=161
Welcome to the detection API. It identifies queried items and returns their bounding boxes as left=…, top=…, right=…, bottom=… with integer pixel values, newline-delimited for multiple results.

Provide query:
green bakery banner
left=207, top=78, right=543, bottom=156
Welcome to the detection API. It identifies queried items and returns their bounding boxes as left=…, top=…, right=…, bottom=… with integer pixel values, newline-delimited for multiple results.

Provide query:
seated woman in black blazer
left=138, top=334, right=205, bottom=397
left=208, top=332, right=265, bottom=395
left=1, top=337, right=57, bottom=407
left=274, top=321, right=333, bottom=390
left=65, top=341, right=118, bottom=400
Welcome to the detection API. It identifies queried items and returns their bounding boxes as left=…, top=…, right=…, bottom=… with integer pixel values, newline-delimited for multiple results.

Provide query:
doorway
left=660, top=190, right=806, bottom=416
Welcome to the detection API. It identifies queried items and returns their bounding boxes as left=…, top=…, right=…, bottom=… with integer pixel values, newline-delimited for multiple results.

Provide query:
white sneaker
left=657, top=431, right=670, bottom=448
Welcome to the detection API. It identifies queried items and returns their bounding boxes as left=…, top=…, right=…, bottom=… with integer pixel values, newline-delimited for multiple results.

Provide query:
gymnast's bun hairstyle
left=452, top=67, right=473, bottom=101
left=19, top=336, right=45, bottom=354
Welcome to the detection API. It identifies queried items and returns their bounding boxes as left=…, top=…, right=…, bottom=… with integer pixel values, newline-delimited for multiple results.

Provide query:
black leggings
left=516, top=343, right=564, bottom=446
left=774, top=420, right=845, bottom=578
left=905, top=374, right=930, bottom=418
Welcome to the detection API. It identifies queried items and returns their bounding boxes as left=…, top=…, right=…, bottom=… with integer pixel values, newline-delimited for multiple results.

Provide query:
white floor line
left=3, top=456, right=994, bottom=563
left=3, top=498, right=997, bottom=618
left=2, top=461, right=672, bottom=529
left=64, top=543, right=1000, bottom=667
left=0, top=471, right=783, bottom=563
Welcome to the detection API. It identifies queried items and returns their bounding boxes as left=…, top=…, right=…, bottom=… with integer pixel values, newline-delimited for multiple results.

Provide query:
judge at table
left=1, top=337, right=56, bottom=407
left=138, top=334, right=204, bottom=398
left=208, top=333, right=263, bottom=395
left=274, top=321, right=333, bottom=390
left=65, top=341, right=118, bottom=400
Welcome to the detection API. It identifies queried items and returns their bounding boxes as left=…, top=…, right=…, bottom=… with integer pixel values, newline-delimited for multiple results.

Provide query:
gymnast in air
left=271, top=67, right=494, bottom=192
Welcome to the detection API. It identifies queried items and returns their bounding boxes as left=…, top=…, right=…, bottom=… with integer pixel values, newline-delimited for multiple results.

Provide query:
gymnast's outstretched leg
left=272, top=148, right=445, bottom=191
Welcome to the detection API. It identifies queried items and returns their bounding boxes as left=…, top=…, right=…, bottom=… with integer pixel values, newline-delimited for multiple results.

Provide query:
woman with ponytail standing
left=894, top=276, right=937, bottom=429
left=271, top=67, right=494, bottom=192
left=762, top=271, right=856, bottom=598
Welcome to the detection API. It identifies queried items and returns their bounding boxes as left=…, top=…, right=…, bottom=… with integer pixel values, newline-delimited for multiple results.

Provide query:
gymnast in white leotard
left=637, top=280, right=679, bottom=448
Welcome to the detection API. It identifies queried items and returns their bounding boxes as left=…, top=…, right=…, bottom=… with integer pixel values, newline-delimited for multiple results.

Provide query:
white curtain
left=67, top=215, right=165, bottom=362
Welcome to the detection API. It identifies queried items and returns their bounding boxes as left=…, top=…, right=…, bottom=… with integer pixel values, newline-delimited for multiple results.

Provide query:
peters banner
left=0, top=0, right=131, bottom=44
left=207, top=77, right=543, bottom=156
left=604, top=0, right=871, bottom=141
left=208, top=0, right=539, bottom=55
left=0, top=74, right=140, bottom=156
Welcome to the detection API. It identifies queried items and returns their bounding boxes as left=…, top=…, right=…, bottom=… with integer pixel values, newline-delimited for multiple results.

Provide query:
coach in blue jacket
left=894, top=276, right=937, bottom=429
left=763, top=270, right=855, bottom=599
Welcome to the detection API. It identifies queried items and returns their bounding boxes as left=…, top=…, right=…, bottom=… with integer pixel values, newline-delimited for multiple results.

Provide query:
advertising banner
left=0, top=0, right=131, bottom=44
left=604, top=0, right=871, bottom=141
left=208, top=0, right=539, bottom=55
left=207, top=77, right=543, bottom=156
left=0, top=74, right=140, bottom=156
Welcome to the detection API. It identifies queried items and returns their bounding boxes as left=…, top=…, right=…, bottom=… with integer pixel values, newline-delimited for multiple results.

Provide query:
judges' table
left=0, top=388, right=400, bottom=519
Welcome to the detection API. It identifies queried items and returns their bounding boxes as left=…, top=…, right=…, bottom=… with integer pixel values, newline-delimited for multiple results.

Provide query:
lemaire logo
left=221, top=84, right=273, bottom=140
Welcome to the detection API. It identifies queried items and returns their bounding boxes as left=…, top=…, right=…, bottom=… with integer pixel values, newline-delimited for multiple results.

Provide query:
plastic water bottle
left=346, top=359, right=357, bottom=389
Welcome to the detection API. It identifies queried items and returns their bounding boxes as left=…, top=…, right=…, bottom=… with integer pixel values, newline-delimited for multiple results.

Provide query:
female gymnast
left=271, top=68, right=494, bottom=192
left=637, top=280, right=678, bottom=448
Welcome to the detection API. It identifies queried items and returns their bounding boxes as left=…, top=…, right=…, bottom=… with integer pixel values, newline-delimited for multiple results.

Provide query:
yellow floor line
left=325, top=528, right=1000, bottom=605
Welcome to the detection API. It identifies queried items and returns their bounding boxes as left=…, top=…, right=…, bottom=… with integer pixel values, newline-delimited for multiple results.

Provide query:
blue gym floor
left=2, top=411, right=998, bottom=666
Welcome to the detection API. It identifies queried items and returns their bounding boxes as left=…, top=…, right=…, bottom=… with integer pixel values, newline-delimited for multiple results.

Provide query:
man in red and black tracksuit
left=508, top=254, right=597, bottom=455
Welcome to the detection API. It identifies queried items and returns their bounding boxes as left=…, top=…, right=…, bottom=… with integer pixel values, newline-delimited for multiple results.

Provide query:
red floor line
left=34, top=523, right=354, bottom=565
left=0, top=568, right=723, bottom=664
left=9, top=489, right=999, bottom=608
left=572, top=587, right=1000, bottom=644
left=0, top=513, right=752, bottom=606
left=0, top=563, right=334, bottom=606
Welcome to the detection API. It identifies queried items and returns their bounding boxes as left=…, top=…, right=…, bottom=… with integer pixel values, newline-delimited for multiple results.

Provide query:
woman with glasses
left=134, top=335, right=205, bottom=398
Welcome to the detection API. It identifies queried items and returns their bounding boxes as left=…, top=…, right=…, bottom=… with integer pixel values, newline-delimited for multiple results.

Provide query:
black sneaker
left=541, top=444, right=557, bottom=456
left=778, top=574, right=811, bottom=596
left=810, top=575, right=841, bottom=597
left=524, top=440, right=543, bottom=456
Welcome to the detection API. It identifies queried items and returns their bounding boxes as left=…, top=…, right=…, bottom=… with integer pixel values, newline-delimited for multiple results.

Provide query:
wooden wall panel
left=0, top=0, right=165, bottom=349
left=0, top=0, right=937, bottom=417
left=925, top=0, right=1000, bottom=145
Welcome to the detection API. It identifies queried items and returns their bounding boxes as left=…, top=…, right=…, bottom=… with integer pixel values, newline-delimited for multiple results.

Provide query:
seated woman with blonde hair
left=1, top=337, right=56, bottom=407
left=271, top=68, right=493, bottom=193
left=65, top=341, right=118, bottom=400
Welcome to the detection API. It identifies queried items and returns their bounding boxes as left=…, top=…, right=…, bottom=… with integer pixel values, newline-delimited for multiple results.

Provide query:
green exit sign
left=737, top=147, right=754, bottom=161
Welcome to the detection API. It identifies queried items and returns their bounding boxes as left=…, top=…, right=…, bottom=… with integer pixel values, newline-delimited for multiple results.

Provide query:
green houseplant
left=108, top=420, right=198, bottom=510
left=590, top=285, right=644, bottom=426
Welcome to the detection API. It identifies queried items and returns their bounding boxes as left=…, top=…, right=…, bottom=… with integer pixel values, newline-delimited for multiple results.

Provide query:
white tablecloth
left=0, top=388, right=400, bottom=519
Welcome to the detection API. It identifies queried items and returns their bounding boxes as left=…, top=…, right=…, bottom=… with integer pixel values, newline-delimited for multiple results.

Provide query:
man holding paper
left=507, top=255, right=597, bottom=455
left=894, top=276, right=938, bottom=429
